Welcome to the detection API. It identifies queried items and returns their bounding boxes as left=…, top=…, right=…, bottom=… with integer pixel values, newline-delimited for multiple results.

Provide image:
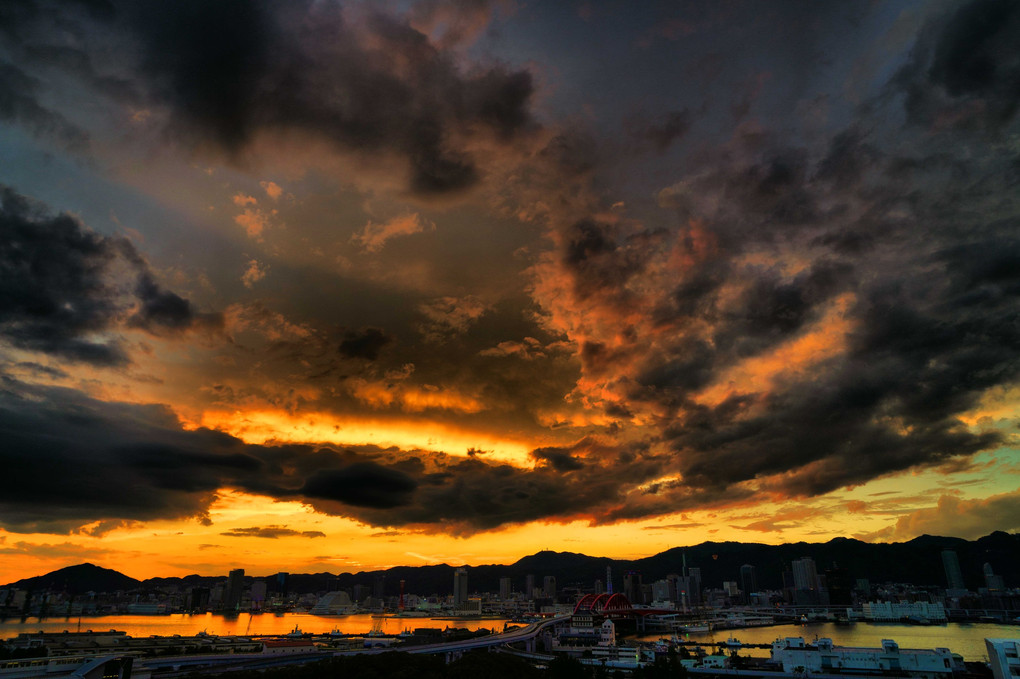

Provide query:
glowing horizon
left=1, top=0, right=1019, bottom=585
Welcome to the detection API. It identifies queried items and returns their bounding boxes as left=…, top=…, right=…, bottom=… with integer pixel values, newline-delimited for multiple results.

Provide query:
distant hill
left=5, top=532, right=1017, bottom=597
left=5, top=562, right=139, bottom=595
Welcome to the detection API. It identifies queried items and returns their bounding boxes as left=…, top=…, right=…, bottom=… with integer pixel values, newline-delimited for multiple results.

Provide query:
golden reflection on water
left=636, top=621, right=1013, bottom=661
left=0, top=613, right=508, bottom=640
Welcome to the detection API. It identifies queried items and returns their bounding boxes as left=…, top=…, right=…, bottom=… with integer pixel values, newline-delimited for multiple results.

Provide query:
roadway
left=136, top=615, right=572, bottom=676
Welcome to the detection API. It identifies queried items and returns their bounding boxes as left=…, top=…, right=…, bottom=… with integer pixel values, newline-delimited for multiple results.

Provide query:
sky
left=1, top=0, right=1019, bottom=583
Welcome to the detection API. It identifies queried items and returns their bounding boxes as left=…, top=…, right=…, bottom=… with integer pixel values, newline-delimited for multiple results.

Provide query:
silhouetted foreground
left=184, top=649, right=689, bottom=679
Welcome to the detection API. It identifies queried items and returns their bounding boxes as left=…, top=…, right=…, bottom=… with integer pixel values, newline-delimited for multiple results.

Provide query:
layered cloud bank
left=0, top=0, right=1018, bottom=562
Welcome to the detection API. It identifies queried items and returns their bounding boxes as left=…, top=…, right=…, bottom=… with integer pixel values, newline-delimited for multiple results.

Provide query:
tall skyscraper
left=688, top=567, right=702, bottom=605
left=792, top=557, right=819, bottom=590
left=942, top=550, right=965, bottom=590
left=543, top=575, right=557, bottom=599
left=606, top=565, right=613, bottom=594
left=740, top=564, right=758, bottom=596
left=525, top=574, right=535, bottom=599
left=453, top=567, right=468, bottom=606
left=225, top=568, right=244, bottom=612
left=499, top=577, right=512, bottom=600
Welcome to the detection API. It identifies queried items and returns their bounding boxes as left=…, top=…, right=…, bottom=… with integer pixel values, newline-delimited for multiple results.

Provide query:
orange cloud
left=260, top=180, right=283, bottom=200
left=346, top=378, right=486, bottom=414
left=694, top=292, right=855, bottom=407
left=194, top=407, right=536, bottom=465
left=234, top=208, right=273, bottom=240
left=883, top=489, right=1020, bottom=541
left=352, top=213, right=433, bottom=252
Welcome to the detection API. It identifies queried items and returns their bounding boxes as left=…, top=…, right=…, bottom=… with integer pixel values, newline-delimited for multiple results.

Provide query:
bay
left=0, top=612, right=508, bottom=640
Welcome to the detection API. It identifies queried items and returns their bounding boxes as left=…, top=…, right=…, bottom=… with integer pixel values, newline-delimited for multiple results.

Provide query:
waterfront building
left=986, top=638, right=1020, bottom=679
left=852, top=601, right=947, bottom=623
left=526, top=574, right=535, bottom=599
left=453, top=568, right=469, bottom=606
left=309, top=590, right=356, bottom=615
left=941, top=550, right=966, bottom=591
left=262, top=639, right=317, bottom=655
left=224, top=568, right=244, bottom=612
left=770, top=637, right=962, bottom=679
left=250, top=581, right=267, bottom=610
left=984, top=564, right=1007, bottom=592
left=499, top=577, right=512, bottom=600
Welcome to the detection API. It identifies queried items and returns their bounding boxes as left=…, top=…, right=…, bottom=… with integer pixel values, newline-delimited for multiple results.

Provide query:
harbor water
left=637, top=621, right=1020, bottom=662
left=0, top=612, right=508, bottom=640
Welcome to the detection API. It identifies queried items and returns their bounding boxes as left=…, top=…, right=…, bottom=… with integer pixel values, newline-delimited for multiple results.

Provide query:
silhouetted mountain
left=5, top=563, right=139, bottom=595
left=5, top=532, right=1017, bottom=598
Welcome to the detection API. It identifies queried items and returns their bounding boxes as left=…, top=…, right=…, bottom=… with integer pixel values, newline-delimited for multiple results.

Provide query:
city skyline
left=2, top=0, right=1020, bottom=583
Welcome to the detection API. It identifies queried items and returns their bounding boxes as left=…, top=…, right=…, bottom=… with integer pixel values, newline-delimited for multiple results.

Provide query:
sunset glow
left=2, top=0, right=1019, bottom=584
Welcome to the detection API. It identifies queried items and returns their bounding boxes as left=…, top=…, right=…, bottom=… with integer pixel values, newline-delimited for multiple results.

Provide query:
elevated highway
left=136, top=615, right=571, bottom=676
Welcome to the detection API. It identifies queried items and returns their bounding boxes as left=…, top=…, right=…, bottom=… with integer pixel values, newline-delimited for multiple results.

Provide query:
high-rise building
left=543, top=575, right=557, bottom=599
left=666, top=573, right=681, bottom=603
left=499, top=577, right=512, bottom=600
left=651, top=579, right=673, bottom=602
left=792, top=558, right=819, bottom=590
left=525, top=574, right=535, bottom=599
left=373, top=574, right=386, bottom=599
left=187, top=587, right=210, bottom=612
left=942, top=550, right=965, bottom=590
left=250, top=581, right=267, bottom=610
left=623, top=571, right=641, bottom=603
left=606, top=566, right=613, bottom=594
left=740, top=564, right=758, bottom=596
left=984, top=563, right=1006, bottom=591
left=453, top=568, right=469, bottom=606
left=825, top=564, right=853, bottom=606
left=225, top=568, right=244, bottom=612
left=688, top=567, right=702, bottom=605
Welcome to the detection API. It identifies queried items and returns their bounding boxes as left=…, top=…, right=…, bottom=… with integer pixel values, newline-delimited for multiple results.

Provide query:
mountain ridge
left=5, top=532, right=1017, bottom=596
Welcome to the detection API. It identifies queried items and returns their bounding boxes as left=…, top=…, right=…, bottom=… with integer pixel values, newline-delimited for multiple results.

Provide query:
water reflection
left=0, top=612, right=507, bottom=640
left=636, top=621, right=1017, bottom=661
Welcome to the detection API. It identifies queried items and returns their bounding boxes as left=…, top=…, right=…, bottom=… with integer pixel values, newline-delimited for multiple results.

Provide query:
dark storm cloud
left=531, top=0, right=1020, bottom=508
left=125, top=0, right=535, bottom=196
left=0, top=186, right=218, bottom=364
left=897, top=0, right=1020, bottom=132
left=530, top=446, right=585, bottom=472
left=0, top=380, right=666, bottom=534
left=0, top=380, right=255, bottom=532
left=630, top=109, right=693, bottom=152
left=0, top=61, right=90, bottom=152
left=302, top=463, right=418, bottom=509
left=0, top=0, right=536, bottom=197
left=338, top=327, right=392, bottom=361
